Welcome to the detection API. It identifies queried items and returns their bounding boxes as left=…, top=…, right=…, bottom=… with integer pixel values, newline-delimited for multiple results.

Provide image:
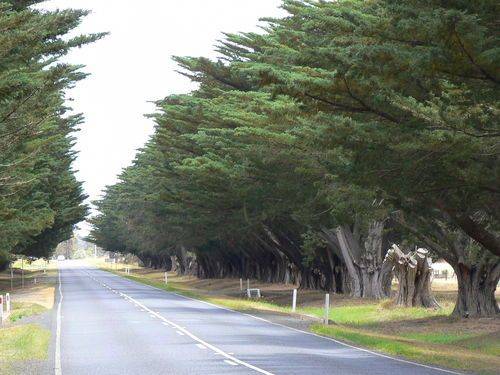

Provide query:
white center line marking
left=95, top=282, right=274, bottom=375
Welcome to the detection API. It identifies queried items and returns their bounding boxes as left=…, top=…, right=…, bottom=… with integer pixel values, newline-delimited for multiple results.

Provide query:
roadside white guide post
left=239, top=278, right=243, bottom=291
left=0, top=295, right=4, bottom=324
left=164, top=272, right=168, bottom=285
left=247, top=278, right=250, bottom=290
left=6, top=293, right=10, bottom=314
left=324, top=293, right=330, bottom=325
left=292, top=289, right=297, bottom=312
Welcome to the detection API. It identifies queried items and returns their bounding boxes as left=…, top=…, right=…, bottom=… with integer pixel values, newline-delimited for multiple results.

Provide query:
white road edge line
left=98, top=281, right=274, bottom=375
left=55, top=268, right=63, bottom=375
left=224, top=359, right=238, bottom=366
left=94, top=268, right=461, bottom=375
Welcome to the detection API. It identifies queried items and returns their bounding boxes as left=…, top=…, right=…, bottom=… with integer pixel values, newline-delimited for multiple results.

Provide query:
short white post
left=6, top=293, right=10, bottom=314
left=239, top=278, right=243, bottom=291
left=0, top=295, right=4, bottom=324
left=164, top=272, right=168, bottom=285
left=247, top=289, right=251, bottom=298
left=34, top=277, right=37, bottom=284
left=292, top=289, right=297, bottom=312
left=324, top=293, right=330, bottom=325
left=246, top=278, right=250, bottom=291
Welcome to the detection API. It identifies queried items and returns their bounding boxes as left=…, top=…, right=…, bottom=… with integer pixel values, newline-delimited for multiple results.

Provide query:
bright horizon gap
left=38, top=0, right=284, bottom=235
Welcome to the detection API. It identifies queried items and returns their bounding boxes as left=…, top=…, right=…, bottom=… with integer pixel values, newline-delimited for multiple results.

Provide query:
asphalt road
left=56, top=261, right=459, bottom=375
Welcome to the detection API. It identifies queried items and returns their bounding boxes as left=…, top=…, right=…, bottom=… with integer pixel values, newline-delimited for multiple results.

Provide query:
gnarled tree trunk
left=321, top=220, right=392, bottom=299
left=383, top=245, right=439, bottom=308
left=452, top=261, right=499, bottom=317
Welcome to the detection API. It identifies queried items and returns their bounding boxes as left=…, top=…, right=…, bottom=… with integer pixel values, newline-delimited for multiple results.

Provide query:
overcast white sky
left=39, top=0, right=283, bottom=234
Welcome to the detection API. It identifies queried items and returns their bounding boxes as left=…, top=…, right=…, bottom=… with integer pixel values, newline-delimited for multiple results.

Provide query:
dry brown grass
left=10, top=284, right=55, bottom=310
left=0, top=266, right=56, bottom=313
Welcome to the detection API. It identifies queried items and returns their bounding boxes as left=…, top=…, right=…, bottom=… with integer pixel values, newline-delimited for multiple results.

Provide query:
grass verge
left=0, top=324, right=50, bottom=373
left=8, top=302, right=47, bottom=322
left=311, top=324, right=498, bottom=374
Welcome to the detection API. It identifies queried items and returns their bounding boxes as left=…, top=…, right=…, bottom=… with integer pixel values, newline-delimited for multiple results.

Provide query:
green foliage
left=91, top=0, right=499, bottom=310
left=0, top=2, right=102, bottom=261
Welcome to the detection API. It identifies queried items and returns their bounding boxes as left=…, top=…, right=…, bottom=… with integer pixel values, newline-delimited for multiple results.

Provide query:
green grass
left=302, top=302, right=452, bottom=326
left=402, top=330, right=500, bottom=356
left=0, top=324, right=50, bottom=373
left=402, top=331, right=476, bottom=345
left=9, top=302, right=46, bottom=322
left=465, top=336, right=500, bottom=357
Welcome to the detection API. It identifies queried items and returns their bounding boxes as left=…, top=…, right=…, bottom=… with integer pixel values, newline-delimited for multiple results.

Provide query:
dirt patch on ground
left=0, top=268, right=56, bottom=310
left=11, top=283, right=55, bottom=310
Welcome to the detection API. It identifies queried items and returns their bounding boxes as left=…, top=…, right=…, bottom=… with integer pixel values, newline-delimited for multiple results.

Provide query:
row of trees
left=0, top=1, right=99, bottom=269
left=90, top=0, right=499, bottom=317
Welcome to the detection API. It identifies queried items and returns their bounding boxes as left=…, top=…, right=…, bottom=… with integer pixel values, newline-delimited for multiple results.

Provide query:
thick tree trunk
left=383, top=245, right=439, bottom=308
left=163, top=255, right=172, bottom=271
left=322, top=221, right=391, bottom=299
left=170, top=256, right=177, bottom=272
left=452, top=261, right=499, bottom=317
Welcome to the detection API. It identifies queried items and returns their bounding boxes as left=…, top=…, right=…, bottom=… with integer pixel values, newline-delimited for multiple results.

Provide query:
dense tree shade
left=0, top=0, right=102, bottom=268
left=90, top=0, right=499, bottom=317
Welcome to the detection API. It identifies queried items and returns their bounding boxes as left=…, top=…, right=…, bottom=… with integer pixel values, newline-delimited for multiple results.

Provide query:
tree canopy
left=90, top=0, right=499, bottom=317
left=0, top=0, right=102, bottom=268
